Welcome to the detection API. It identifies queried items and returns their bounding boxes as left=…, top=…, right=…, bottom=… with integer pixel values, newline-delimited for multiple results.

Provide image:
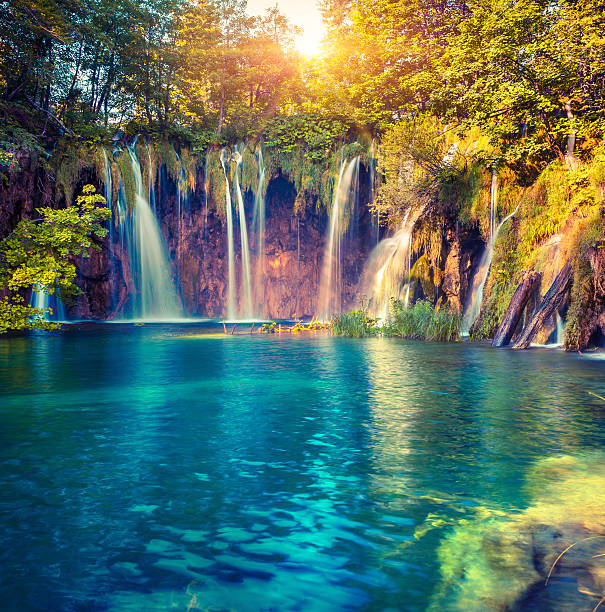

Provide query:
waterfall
left=359, top=143, right=459, bottom=322
left=442, top=143, right=458, bottom=165
left=120, top=138, right=182, bottom=320
left=317, top=156, right=361, bottom=319
left=29, top=286, right=65, bottom=322
left=145, top=142, right=156, bottom=214
left=101, top=147, right=119, bottom=312
left=102, top=148, right=113, bottom=211
left=369, top=139, right=380, bottom=245
left=233, top=145, right=253, bottom=318
left=220, top=148, right=236, bottom=319
left=460, top=206, right=519, bottom=336
left=252, top=144, right=266, bottom=317
left=555, top=311, right=565, bottom=345
left=360, top=210, right=416, bottom=322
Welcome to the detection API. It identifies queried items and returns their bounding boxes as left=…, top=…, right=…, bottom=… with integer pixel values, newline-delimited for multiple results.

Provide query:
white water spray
left=220, top=148, right=236, bottom=319
left=460, top=205, right=519, bottom=336
left=360, top=211, right=417, bottom=322
left=317, top=156, right=360, bottom=319
left=124, top=139, right=183, bottom=320
left=252, top=144, right=266, bottom=317
left=233, top=145, right=253, bottom=318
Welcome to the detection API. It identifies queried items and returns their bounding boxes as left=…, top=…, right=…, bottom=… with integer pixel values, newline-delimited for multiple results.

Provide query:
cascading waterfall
left=369, top=139, right=380, bottom=245
left=317, top=155, right=360, bottom=319
left=118, top=138, right=182, bottom=320
left=101, top=147, right=120, bottom=311
left=555, top=311, right=565, bottom=345
left=102, top=148, right=113, bottom=212
left=29, top=286, right=65, bottom=322
left=233, top=145, right=253, bottom=318
left=251, top=144, right=266, bottom=317
left=145, top=142, right=156, bottom=214
left=220, top=148, right=236, bottom=319
left=460, top=205, right=519, bottom=336
left=360, top=143, right=459, bottom=322
left=360, top=210, right=417, bottom=322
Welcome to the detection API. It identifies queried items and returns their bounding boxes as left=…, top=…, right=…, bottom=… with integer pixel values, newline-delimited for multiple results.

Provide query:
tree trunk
left=59, top=38, right=83, bottom=119
left=565, top=100, right=578, bottom=170
left=512, top=262, right=573, bottom=350
left=492, top=270, right=541, bottom=347
left=89, top=46, right=99, bottom=109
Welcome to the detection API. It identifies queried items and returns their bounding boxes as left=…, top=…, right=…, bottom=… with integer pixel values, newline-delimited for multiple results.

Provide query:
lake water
left=1, top=324, right=604, bottom=611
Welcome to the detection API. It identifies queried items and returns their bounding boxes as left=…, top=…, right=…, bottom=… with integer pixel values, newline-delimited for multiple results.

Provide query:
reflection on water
left=0, top=325, right=604, bottom=611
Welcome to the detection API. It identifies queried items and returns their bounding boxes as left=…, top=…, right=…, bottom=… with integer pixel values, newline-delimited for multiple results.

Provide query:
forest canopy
left=0, top=0, right=604, bottom=167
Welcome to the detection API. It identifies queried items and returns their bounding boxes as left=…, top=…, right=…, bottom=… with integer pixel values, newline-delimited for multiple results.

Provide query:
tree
left=0, top=184, right=110, bottom=332
left=316, top=0, right=465, bottom=129
left=439, top=0, right=605, bottom=166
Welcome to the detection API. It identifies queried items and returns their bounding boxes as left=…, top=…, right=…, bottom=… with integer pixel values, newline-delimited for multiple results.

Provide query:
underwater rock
left=429, top=452, right=605, bottom=611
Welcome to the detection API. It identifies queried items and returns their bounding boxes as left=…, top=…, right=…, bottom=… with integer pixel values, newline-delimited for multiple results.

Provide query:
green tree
left=439, top=0, right=605, bottom=167
left=0, top=184, right=110, bottom=332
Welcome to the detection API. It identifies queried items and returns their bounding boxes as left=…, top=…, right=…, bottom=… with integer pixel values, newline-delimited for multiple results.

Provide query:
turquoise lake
left=1, top=324, right=604, bottom=611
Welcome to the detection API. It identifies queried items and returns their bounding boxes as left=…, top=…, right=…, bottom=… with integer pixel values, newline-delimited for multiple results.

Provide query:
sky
left=246, top=0, right=325, bottom=56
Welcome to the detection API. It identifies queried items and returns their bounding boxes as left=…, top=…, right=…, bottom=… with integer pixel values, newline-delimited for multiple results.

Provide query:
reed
left=386, top=299, right=460, bottom=341
left=331, top=309, right=378, bottom=337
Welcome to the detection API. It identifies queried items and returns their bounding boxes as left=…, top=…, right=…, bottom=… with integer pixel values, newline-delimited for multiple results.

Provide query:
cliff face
left=0, top=152, right=51, bottom=235
left=63, top=164, right=377, bottom=320
left=164, top=171, right=377, bottom=320
left=0, top=152, right=501, bottom=329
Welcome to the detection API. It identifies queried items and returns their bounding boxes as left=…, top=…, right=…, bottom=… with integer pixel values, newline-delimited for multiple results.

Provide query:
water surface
left=1, top=325, right=604, bottom=610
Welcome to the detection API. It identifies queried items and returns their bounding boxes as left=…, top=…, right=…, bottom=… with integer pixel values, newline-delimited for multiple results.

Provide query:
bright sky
left=246, top=0, right=325, bottom=56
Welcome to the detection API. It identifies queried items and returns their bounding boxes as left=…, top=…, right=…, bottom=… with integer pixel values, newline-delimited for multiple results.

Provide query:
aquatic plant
left=116, top=150, right=136, bottom=212
left=331, top=309, right=378, bottom=337
left=205, top=148, right=227, bottom=218
left=156, top=140, right=182, bottom=181
left=240, top=144, right=259, bottom=195
left=54, top=141, right=97, bottom=204
left=387, top=299, right=460, bottom=341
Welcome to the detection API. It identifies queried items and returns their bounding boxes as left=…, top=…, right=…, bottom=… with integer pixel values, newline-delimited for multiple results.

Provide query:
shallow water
left=0, top=324, right=604, bottom=611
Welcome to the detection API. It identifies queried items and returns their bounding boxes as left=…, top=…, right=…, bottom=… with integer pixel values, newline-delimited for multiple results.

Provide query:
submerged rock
left=429, top=452, right=605, bottom=611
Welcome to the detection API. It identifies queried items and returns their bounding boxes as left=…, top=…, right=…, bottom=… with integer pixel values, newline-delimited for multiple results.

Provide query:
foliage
left=374, top=116, right=445, bottom=224
left=262, top=114, right=349, bottom=162
left=331, top=308, right=378, bottom=337
left=0, top=114, right=45, bottom=179
left=387, top=299, right=460, bottom=341
left=0, top=185, right=111, bottom=333
left=565, top=211, right=604, bottom=350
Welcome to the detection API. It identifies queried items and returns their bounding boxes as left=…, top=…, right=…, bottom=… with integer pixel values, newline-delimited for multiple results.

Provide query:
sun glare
left=296, top=29, right=324, bottom=57
left=247, top=0, right=325, bottom=57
